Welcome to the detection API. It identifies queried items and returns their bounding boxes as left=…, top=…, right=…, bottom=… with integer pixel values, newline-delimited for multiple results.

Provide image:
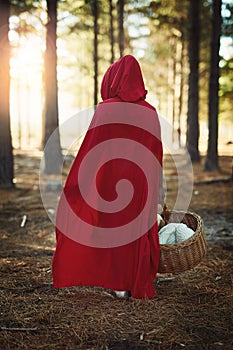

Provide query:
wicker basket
left=158, top=210, right=207, bottom=273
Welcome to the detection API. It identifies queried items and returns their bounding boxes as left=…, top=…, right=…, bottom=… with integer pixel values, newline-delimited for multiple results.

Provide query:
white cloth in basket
left=158, top=223, right=195, bottom=245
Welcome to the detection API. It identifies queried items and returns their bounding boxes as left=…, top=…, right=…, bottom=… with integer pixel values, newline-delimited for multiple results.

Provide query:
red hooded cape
left=52, top=55, right=163, bottom=298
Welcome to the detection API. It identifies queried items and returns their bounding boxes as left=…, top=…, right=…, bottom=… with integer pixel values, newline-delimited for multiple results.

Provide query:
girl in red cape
left=52, top=55, right=163, bottom=299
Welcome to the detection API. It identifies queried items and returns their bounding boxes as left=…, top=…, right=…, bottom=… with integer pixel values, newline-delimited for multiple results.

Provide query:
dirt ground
left=0, top=151, right=232, bottom=350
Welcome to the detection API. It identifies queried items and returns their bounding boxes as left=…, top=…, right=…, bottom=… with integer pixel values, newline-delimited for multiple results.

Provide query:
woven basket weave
left=158, top=210, right=207, bottom=273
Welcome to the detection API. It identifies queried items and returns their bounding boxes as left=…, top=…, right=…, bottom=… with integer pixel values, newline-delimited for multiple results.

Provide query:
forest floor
left=0, top=150, right=232, bottom=350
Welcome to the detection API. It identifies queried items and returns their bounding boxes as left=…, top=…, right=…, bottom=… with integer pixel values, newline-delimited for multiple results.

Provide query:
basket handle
left=161, top=203, right=171, bottom=225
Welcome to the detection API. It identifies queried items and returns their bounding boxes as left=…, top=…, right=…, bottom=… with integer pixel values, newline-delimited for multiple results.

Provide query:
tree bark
left=0, top=0, right=14, bottom=187
left=109, top=0, right=115, bottom=64
left=204, top=0, right=222, bottom=170
left=42, top=0, right=62, bottom=174
left=172, top=36, right=176, bottom=144
left=178, top=33, right=185, bottom=147
left=93, top=0, right=99, bottom=106
left=117, top=0, right=124, bottom=58
left=186, top=0, right=200, bottom=162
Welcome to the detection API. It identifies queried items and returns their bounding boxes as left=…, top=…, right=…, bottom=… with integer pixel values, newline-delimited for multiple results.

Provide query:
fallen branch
left=0, top=326, right=37, bottom=332
left=194, top=177, right=232, bottom=185
left=20, top=215, right=27, bottom=227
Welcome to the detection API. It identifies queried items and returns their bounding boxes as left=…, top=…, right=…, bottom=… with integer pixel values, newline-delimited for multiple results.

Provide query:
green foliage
left=222, top=0, right=233, bottom=37
left=219, top=56, right=233, bottom=121
left=10, top=0, right=38, bottom=15
left=8, top=0, right=233, bottom=133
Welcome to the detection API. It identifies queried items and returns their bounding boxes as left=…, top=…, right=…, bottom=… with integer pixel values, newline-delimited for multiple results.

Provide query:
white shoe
left=114, top=291, right=131, bottom=300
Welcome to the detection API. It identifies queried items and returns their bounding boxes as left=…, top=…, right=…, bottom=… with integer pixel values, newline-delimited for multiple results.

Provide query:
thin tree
left=186, top=0, right=200, bottom=162
left=117, top=0, right=124, bottom=57
left=92, top=0, right=99, bottom=106
left=0, top=0, right=14, bottom=187
left=109, top=0, right=115, bottom=63
left=42, top=0, right=62, bottom=174
left=178, top=32, right=185, bottom=147
left=204, top=0, right=222, bottom=170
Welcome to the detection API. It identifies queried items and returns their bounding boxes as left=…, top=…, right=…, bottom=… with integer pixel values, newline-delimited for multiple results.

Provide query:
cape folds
left=52, top=55, right=163, bottom=298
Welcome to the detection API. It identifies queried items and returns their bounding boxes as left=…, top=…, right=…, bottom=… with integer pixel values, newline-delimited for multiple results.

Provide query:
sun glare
left=10, top=36, right=44, bottom=149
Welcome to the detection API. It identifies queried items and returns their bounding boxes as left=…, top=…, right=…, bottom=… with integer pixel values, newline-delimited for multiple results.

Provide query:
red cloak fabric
left=52, top=55, right=163, bottom=298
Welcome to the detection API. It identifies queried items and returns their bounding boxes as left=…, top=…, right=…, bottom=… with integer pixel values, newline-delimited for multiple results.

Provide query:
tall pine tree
left=42, top=0, right=63, bottom=174
left=186, top=0, right=200, bottom=162
left=205, top=0, right=222, bottom=170
left=0, top=0, right=14, bottom=187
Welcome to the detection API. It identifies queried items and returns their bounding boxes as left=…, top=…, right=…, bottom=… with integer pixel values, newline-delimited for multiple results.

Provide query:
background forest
left=0, top=2, right=233, bottom=349
left=0, top=0, right=232, bottom=182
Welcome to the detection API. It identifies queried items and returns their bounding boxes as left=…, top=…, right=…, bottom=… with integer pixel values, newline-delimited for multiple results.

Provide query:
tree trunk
left=42, top=0, right=62, bottom=174
left=117, top=0, right=124, bottom=57
left=172, top=41, right=176, bottom=144
left=186, top=0, right=200, bottom=162
left=178, top=33, right=185, bottom=147
left=109, top=0, right=115, bottom=64
left=93, top=0, right=99, bottom=106
left=0, top=0, right=14, bottom=188
left=167, top=36, right=174, bottom=127
left=204, top=0, right=222, bottom=171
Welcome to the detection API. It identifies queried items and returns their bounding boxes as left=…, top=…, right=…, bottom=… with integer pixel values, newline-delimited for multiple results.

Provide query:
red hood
left=100, top=55, right=147, bottom=102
